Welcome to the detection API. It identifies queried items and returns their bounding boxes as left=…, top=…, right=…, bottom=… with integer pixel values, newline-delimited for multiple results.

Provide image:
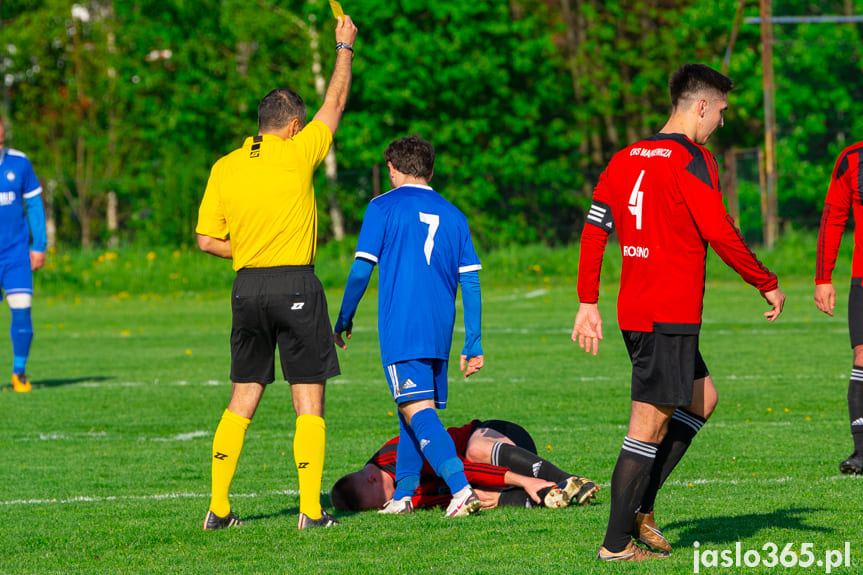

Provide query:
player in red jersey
left=330, top=419, right=599, bottom=512
left=814, top=140, right=863, bottom=475
left=572, top=63, right=785, bottom=562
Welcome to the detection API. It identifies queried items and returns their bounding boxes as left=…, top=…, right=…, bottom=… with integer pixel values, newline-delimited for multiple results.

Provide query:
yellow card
left=328, top=0, right=345, bottom=19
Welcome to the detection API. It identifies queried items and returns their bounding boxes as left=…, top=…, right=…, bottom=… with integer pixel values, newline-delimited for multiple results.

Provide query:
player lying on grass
left=330, top=419, right=599, bottom=512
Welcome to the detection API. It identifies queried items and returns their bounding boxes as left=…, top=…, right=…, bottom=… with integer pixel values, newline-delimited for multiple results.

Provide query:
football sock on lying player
left=491, top=442, right=571, bottom=483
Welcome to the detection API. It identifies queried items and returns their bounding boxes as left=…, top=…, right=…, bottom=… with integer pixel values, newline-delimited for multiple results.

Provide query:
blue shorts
left=383, top=358, right=448, bottom=409
left=0, top=257, right=33, bottom=299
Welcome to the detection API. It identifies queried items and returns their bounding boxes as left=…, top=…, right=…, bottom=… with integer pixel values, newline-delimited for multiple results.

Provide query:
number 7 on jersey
left=419, top=212, right=439, bottom=265
left=628, top=170, right=645, bottom=230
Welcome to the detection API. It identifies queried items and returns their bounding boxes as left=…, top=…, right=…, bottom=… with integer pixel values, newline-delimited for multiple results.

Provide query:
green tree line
left=1, top=0, right=861, bottom=250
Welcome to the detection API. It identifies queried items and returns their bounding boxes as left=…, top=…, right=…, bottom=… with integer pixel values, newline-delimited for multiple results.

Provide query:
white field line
left=150, top=430, right=210, bottom=442
left=1, top=489, right=299, bottom=507
left=449, top=327, right=848, bottom=336
left=14, top=418, right=814, bottom=445
left=243, top=372, right=847, bottom=387
left=3, top=474, right=859, bottom=508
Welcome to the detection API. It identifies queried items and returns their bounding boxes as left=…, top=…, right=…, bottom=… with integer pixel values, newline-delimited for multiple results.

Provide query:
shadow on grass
left=245, top=495, right=361, bottom=524
left=245, top=507, right=299, bottom=523
left=35, top=376, right=113, bottom=388
left=667, top=507, right=831, bottom=546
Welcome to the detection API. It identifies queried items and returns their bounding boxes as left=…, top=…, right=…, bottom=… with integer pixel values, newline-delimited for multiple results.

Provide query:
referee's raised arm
left=313, top=15, right=358, bottom=135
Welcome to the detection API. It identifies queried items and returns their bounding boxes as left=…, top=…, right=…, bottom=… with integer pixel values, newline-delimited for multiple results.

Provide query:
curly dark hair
left=384, top=135, right=435, bottom=180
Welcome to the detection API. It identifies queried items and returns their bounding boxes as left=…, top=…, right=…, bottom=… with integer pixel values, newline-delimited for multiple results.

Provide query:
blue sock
left=410, top=408, right=469, bottom=494
left=10, top=308, right=33, bottom=374
left=392, top=412, right=423, bottom=501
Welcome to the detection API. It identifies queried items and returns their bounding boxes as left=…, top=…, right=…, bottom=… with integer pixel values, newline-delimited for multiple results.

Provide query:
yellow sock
left=209, top=409, right=250, bottom=517
left=294, top=414, right=326, bottom=520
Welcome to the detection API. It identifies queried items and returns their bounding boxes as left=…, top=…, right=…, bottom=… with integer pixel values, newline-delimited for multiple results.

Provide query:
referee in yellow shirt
left=196, top=15, right=358, bottom=531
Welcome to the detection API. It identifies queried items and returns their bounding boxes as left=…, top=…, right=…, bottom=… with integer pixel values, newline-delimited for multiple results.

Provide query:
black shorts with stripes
left=849, top=278, right=863, bottom=348
left=230, top=266, right=340, bottom=384
left=622, top=330, right=709, bottom=407
left=476, top=420, right=537, bottom=454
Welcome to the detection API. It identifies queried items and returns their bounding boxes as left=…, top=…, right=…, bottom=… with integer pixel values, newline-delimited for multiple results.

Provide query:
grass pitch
left=1, top=245, right=861, bottom=574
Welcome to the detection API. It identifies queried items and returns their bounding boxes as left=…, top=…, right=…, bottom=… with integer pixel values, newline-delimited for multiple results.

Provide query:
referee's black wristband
left=336, top=42, right=353, bottom=52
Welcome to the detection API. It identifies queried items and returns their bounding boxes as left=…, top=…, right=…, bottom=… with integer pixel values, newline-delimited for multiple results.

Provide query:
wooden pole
left=107, top=190, right=118, bottom=248
left=723, top=0, right=747, bottom=75
left=372, top=164, right=381, bottom=198
left=758, top=147, right=768, bottom=243
left=759, top=0, right=778, bottom=248
left=724, top=148, right=740, bottom=227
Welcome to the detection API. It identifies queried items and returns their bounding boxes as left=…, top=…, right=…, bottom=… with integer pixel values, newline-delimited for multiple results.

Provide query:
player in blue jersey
left=334, top=135, right=485, bottom=517
left=0, top=118, right=47, bottom=393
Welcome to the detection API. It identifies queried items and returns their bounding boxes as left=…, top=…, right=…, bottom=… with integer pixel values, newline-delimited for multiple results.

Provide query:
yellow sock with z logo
left=209, top=409, right=250, bottom=517
left=295, top=414, right=326, bottom=520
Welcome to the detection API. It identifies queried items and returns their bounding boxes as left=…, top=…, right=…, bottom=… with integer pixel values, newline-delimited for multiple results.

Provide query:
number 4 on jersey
left=419, top=212, right=439, bottom=265
left=628, top=170, right=645, bottom=230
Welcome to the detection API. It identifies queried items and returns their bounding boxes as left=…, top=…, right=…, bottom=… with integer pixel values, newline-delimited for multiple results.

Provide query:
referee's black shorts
left=849, top=278, right=863, bottom=348
left=622, top=330, right=709, bottom=407
left=230, top=266, right=340, bottom=385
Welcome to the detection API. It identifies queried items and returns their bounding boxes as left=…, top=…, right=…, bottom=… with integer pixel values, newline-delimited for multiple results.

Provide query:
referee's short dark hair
left=384, top=135, right=435, bottom=180
left=258, top=89, right=306, bottom=133
left=669, top=63, right=733, bottom=109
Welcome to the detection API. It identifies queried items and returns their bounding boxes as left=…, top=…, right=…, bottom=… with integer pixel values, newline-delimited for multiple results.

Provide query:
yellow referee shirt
left=196, top=120, right=333, bottom=270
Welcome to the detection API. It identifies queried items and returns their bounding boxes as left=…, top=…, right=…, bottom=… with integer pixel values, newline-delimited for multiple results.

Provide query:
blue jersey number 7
left=419, top=212, right=439, bottom=265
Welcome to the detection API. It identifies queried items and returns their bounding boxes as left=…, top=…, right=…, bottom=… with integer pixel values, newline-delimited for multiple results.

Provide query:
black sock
left=849, top=367, right=863, bottom=454
left=602, top=437, right=658, bottom=553
left=491, top=442, right=571, bottom=483
left=639, top=408, right=705, bottom=514
left=497, top=488, right=538, bottom=508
